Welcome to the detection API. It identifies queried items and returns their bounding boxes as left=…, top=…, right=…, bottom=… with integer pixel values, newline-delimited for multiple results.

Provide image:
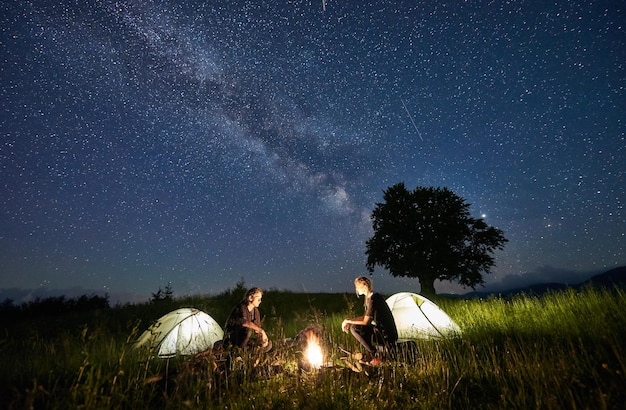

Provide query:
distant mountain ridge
left=582, top=266, right=626, bottom=288
left=2, top=267, right=624, bottom=304
left=458, top=266, right=626, bottom=298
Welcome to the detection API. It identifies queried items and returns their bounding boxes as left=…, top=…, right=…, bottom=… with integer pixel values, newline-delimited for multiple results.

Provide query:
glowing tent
left=135, top=308, right=224, bottom=358
left=385, top=292, right=461, bottom=340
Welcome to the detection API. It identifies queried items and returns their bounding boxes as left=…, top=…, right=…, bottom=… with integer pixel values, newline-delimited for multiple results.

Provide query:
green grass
left=1, top=286, right=625, bottom=409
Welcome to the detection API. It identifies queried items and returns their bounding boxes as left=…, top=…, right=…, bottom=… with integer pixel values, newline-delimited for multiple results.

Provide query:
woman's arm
left=341, top=315, right=372, bottom=332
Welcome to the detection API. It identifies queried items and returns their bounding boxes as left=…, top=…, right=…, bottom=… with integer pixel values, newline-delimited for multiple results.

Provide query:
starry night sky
left=1, top=0, right=624, bottom=304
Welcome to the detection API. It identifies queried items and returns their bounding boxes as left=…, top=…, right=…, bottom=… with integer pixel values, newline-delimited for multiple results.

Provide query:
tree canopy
left=365, top=183, right=508, bottom=297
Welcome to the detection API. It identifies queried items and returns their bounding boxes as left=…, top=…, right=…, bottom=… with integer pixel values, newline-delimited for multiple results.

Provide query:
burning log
left=296, top=324, right=331, bottom=371
left=304, top=331, right=323, bottom=369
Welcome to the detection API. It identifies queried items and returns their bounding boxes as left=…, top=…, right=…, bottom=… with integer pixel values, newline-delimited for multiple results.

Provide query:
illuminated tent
left=385, top=292, right=461, bottom=340
left=135, top=308, right=224, bottom=358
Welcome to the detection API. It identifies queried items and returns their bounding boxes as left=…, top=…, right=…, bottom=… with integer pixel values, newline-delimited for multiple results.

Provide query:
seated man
left=223, top=287, right=272, bottom=352
left=341, top=276, right=398, bottom=365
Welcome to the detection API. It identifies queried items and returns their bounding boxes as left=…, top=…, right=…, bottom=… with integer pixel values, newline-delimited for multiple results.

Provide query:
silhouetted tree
left=366, top=183, right=508, bottom=297
left=151, top=283, right=174, bottom=303
left=0, top=293, right=110, bottom=325
left=74, top=294, right=110, bottom=311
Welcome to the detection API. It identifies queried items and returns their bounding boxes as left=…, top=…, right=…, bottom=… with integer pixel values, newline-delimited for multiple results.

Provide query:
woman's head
left=354, top=276, right=372, bottom=295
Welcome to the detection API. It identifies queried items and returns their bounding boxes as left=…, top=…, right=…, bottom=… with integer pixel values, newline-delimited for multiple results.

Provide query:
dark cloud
left=482, top=266, right=605, bottom=292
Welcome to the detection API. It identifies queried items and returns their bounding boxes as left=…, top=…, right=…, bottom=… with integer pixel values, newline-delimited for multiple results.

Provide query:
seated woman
left=341, top=276, right=398, bottom=365
left=223, top=287, right=272, bottom=352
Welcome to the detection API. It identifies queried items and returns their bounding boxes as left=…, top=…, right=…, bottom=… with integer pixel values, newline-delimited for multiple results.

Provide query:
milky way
left=1, top=1, right=624, bottom=303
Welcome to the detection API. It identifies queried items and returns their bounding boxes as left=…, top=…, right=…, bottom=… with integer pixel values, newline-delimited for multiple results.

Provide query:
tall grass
left=1, top=286, right=624, bottom=409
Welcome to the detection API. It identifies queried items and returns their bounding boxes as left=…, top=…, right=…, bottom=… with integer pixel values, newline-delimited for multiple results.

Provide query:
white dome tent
left=385, top=292, right=461, bottom=340
left=135, top=308, right=224, bottom=358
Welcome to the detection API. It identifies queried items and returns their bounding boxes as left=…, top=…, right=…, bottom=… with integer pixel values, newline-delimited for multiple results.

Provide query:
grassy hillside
left=1, top=286, right=625, bottom=409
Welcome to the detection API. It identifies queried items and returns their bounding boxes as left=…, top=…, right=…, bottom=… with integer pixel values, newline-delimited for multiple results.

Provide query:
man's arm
left=241, top=320, right=264, bottom=333
left=241, top=309, right=269, bottom=345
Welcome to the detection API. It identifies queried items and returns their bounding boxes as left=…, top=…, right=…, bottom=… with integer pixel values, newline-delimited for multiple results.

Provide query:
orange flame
left=304, top=331, right=323, bottom=369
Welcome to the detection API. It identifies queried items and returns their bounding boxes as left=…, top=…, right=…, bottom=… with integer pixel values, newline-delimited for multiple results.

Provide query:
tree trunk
left=419, top=278, right=436, bottom=298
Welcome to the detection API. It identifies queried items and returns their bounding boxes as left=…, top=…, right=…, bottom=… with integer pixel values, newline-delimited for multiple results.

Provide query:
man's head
left=246, top=287, right=263, bottom=307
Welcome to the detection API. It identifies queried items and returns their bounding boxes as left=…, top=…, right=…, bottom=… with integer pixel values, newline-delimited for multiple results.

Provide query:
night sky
left=1, top=0, right=624, bottom=304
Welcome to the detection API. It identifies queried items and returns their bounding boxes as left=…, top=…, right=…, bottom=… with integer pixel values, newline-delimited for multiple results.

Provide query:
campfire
left=304, top=331, right=324, bottom=369
left=297, top=324, right=328, bottom=370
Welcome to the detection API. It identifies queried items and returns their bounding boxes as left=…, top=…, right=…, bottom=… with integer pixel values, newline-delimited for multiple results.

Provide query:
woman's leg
left=350, top=324, right=376, bottom=356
